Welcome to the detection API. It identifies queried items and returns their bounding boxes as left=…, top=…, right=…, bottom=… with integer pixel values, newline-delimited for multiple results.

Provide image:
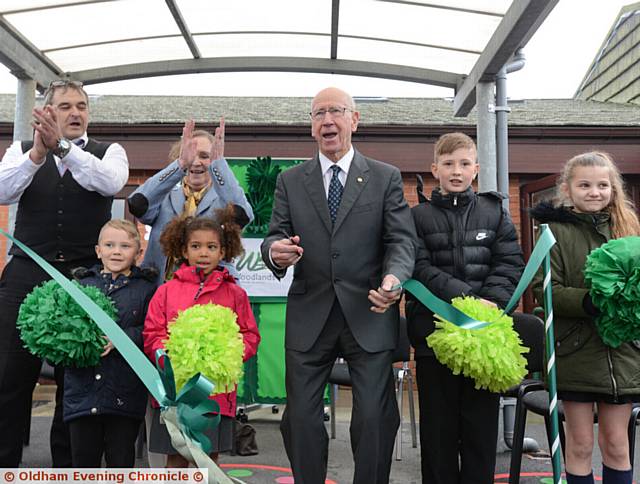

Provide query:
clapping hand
left=29, top=130, right=48, bottom=164
left=178, top=119, right=198, bottom=171
left=210, top=117, right=225, bottom=161
left=32, top=105, right=62, bottom=150
left=30, top=106, right=62, bottom=163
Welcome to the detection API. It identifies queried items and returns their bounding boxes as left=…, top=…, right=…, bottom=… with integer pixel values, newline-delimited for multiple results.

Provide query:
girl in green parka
left=532, top=152, right=640, bottom=484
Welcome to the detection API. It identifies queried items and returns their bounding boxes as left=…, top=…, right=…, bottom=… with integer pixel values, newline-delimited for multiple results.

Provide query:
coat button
left=90, top=408, right=97, bottom=414
left=95, top=374, right=102, bottom=380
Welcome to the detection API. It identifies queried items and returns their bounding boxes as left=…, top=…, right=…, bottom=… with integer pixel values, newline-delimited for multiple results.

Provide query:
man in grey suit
left=261, top=87, right=416, bottom=484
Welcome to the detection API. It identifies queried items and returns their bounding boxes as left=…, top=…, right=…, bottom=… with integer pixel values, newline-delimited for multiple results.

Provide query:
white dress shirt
left=318, top=146, right=354, bottom=197
left=0, top=133, right=129, bottom=204
left=268, top=147, right=355, bottom=269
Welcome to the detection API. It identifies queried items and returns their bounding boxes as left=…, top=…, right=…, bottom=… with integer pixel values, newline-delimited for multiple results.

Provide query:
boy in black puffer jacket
left=64, top=219, right=157, bottom=468
left=407, top=132, right=524, bottom=484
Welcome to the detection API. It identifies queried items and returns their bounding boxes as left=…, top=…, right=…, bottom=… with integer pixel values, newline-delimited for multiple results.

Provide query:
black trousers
left=68, top=415, right=142, bottom=467
left=281, top=299, right=399, bottom=484
left=0, top=255, right=96, bottom=467
left=416, top=356, right=500, bottom=484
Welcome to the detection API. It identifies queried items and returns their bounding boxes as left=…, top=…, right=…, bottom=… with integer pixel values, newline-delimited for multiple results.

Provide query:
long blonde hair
left=556, top=151, right=640, bottom=238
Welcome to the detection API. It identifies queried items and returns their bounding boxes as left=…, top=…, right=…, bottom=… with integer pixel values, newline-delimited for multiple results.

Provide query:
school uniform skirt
left=148, top=407, right=234, bottom=454
left=559, top=391, right=640, bottom=404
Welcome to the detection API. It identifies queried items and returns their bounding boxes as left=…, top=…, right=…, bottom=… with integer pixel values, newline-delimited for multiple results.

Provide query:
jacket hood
left=530, top=201, right=578, bottom=224
left=172, top=263, right=235, bottom=285
left=430, top=186, right=475, bottom=208
left=72, top=264, right=158, bottom=282
left=531, top=201, right=610, bottom=226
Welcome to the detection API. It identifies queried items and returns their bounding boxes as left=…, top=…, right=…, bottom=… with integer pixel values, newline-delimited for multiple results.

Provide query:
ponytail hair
left=159, top=204, right=245, bottom=263
left=555, top=151, right=640, bottom=238
left=213, top=204, right=245, bottom=260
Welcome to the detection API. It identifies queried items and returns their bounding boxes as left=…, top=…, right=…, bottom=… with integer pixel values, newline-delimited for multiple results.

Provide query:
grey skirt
left=148, top=407, right=234, bottom=454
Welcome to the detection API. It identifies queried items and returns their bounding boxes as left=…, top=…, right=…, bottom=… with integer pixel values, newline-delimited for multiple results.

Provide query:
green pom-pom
left=427, top=297, right=528, bottom=392
left=165, top=303, right=244, bottom=395
left=584, top=236, right=640, bottom=348
left=17, top=280, right=115, bottom=367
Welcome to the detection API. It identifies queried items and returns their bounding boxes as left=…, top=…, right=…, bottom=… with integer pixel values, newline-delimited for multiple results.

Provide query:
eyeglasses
left=309, top=106, right=352, bottom=121
left=48, top=80, right=83, bottom=89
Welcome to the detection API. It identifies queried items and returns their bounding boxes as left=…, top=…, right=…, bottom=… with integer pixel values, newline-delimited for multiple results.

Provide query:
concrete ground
left=21, top=382, right=640, bottom=483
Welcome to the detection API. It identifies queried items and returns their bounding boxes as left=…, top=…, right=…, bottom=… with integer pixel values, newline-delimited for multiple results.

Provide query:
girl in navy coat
left=63, top=219, right=157, bottom=467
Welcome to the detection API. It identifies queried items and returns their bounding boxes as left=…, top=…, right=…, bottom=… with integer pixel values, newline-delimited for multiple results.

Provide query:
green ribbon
left=0, top=230, right=231, bottom=483
left=403, top=227, right=556, bottom=327
left=155, top=350, right=221, bottom=453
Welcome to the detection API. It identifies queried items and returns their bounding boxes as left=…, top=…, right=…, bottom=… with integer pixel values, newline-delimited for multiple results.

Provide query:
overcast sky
left=0, top=0, right=632, bottom=99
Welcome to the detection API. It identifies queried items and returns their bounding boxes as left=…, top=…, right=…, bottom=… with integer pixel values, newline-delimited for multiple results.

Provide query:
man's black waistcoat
left=11, top=139, right=114, bottom=262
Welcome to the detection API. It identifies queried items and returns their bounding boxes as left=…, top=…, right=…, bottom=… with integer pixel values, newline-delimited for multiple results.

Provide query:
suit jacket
left=261, top=150, right=416, bottom=353
left=128, top=159, right=253, bottom=286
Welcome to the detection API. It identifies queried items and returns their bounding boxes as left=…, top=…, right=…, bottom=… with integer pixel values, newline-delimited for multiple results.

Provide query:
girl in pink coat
left=143, top=205, right=260, bottom=467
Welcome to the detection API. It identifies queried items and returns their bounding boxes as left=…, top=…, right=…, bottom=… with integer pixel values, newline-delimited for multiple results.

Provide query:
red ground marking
left=220, top=464, right=338, bottom=484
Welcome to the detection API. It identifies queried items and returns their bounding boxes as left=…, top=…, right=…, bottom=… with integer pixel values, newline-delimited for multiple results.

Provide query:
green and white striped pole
left=541, top=224, right=563, bottom=484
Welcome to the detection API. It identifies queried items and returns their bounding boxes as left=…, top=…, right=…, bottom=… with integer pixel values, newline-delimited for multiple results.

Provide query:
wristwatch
left=53, top=138, right=72, bottom=159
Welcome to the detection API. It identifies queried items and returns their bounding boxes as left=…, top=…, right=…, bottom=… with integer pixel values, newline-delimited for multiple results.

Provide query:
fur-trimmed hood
left=72, top=264, right=159, bottom=283
left=530, top=201, right=610, bottom=226
left=530, top=201, right=581, bottom=224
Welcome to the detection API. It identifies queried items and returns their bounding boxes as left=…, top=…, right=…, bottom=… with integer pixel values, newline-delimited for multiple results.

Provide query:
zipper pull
left=194, top=267, right=205, bottom=300
left=453, top=195, right=458, bottom=207
left=194, top=281, right=204, bottom=301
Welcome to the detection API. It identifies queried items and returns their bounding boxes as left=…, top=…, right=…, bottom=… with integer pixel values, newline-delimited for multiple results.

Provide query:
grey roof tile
left=1, top=94, right=639, bottom=126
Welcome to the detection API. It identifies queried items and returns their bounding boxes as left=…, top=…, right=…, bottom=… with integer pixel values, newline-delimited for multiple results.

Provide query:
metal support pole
left=495, top=49, right=525, bottom=211
left=14, top=78, right=36, bottom=142
left=475, top=81, right=497, bottom=192
left=495, top=67, right=510, bottom=211
left=6, top=78, right=36, bottom=261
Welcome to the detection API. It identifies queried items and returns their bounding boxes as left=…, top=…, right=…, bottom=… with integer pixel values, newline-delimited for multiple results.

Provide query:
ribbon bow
left=155, top=350, right=221, bottom=454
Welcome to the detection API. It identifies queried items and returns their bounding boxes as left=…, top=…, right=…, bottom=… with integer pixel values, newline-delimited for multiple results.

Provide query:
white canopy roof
left=0, top=0, right=557, bottom=115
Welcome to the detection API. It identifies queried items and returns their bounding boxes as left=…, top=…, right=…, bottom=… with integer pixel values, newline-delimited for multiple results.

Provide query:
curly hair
left=159, top=204, right=244, bottom=264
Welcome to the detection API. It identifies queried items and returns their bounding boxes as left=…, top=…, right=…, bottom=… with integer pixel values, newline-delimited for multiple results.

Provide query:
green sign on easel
left=228, top=156, right=303, bottom=404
